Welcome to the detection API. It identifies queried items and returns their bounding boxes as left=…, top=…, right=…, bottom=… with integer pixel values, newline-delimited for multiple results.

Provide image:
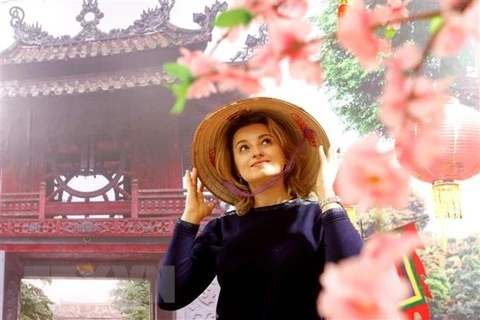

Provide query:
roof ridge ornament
left=112, top=0, right=175, bottom=36
left=8, top=0, right=226, bottom=47
left=194, top=1, right=228, bottom=30
left=230, top=24, right=269, bottom=62
left=75, top=0, right=107, bottom=42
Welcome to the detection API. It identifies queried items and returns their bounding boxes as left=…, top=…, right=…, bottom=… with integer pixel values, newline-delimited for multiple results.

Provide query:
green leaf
left=163, top=63, right=193, bottom=81
left=214, top=8, right=254, bottom=28
left=171, top=81, right=190, bottom=96
left=384, top=28, right=397, bottom=39
left=170, top=96, right=187, bottom=114
left=169, top=81, right=191, bottom=114
left=429, top=16, right=444, bottom=35
left=162, top=64, right=194, bottom=114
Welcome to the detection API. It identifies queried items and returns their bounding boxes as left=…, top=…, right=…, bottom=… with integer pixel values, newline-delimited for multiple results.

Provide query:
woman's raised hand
left=180, top=168, right=217, bottom=225
left=315, top=145, right=338, bottom=200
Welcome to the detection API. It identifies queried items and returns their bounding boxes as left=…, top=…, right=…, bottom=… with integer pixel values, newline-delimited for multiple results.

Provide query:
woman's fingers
left=206, top=199, right=217, bottom=213
left=320, top=145, right=335, bottom=163
left=191, top=167, right=198, bottom=183
left=184, top=170, right=192, bottom=188
left=327, top=145, right=334, bottom=162
left=319, top=145, right=327, bottom=162
left=185, top=168, right=199, bottom=190
left=192, top=168, right=205, bottom=195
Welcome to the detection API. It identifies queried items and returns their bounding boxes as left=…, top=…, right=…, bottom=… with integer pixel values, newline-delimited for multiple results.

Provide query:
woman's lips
left=251, top=160, right=269, bottom=167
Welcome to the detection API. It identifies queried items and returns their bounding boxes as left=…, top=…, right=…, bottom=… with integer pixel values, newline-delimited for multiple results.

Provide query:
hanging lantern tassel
left=344, top=205, right=358, bottom=230
left=432, top=180, right=462, bottom=251
left=432, top=180, right=463, bottom=219
left=338, top=0, right=349, bottom=18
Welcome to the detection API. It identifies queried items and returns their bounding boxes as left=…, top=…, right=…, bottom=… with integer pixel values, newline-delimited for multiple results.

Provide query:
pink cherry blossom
left=362, top=232, right=423, bottom=269
left=379, top=58, right=449, bottom=169
left=271, top=0, right=309, bottom=20
left=378, top=67, right=410, bottom=128
left=440, top=0, right=463, bottom=11
left=463, top=0, right=479, bottom=41
left=432, top=15, right=469, bottom=57
left=378, top=43, right=450, bottom=129
left=177, top=48, right=224, bottom=77
left=391, top=43, right=422, bottom=70
left=249, top=46, right=283, bottom=85
left=230, top=0, right=277, bottom=15
left=289, top=59, right=323, bottom=84
left=317, top=233, right=421, bottom=320
left=187, top=76, right=218, bottom=99
left=394, top=120, right=445, bottom=172
left=249, top=19, right=322, bottom=85
left=318, top=259, right=409, bottom=320
left=177, top=48, right=262, bottom=98
left=335, top=134, right=410, bottom=209
left=384, top=0, right=411, bottom=30
left=376, top=44, right=421, bottom=128
left=433, top=0, right=479, bottom=57
left=337, top=0, right=390, bottom=70
left=177, top=48, right=223, bottom=99
left=215, top=67, right=262, bottom=95
left=231, top=0, right=308, bottom=20
left=379, top=75, right=450, bottom=128
left=406, top=77, right=451, bottom=123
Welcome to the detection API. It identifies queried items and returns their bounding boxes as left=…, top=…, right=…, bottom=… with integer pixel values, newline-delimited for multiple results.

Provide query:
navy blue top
left=157, top=199, right=363, bottom=320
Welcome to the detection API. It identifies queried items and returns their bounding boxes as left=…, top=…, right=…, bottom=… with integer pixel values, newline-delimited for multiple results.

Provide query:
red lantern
left=395, top=99, right=480, bottom=219
left=338, top=0, right=349, bottom=18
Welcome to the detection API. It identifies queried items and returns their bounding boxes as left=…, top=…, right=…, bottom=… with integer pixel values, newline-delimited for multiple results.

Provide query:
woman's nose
left=252, top=146, right=264, bottom=158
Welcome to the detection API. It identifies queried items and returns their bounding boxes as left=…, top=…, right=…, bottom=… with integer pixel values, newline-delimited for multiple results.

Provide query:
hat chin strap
left=220, top=128, right=313, bottom=199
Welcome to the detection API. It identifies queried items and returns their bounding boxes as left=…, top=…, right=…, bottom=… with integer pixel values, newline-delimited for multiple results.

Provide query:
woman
left=157, top=97, right=363, bottom=320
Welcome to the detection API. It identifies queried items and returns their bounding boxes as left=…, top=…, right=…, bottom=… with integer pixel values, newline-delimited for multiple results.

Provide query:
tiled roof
left=2, top=31, right=207, bottom=65
left=0, top=66, right=176, bottom=98
left=1, top=0, right=228, bottom=65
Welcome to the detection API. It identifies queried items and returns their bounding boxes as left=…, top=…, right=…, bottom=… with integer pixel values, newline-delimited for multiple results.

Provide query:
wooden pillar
left=2, top=253, right=22, bottom=320
left=150, top=279, right=158, bottom=320
left=167, top=117, right=182, bottom=189
left=152, top=255, right=174, bottom=320
left=131, top=179, right=139, bottom=218
left=152, top=277, right=174, bottom=320
left=0, top=251, right=5, bottom=317
left=39, top=182, right=46, bottom=219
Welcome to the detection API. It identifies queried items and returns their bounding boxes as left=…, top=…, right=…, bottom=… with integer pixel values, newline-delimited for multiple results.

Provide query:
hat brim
left=192, top=97, right=330, bottom=205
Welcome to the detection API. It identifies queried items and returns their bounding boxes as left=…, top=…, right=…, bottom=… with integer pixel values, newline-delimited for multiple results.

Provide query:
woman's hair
left=214, top=112, right=312, bottom=215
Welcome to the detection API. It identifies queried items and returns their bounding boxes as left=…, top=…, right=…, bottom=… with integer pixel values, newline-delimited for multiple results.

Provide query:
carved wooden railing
left=0, top=182, right=46, bottom=219
left=0, top=180, right=225, bottom=220
left=131, top=179, right=221, bottom=218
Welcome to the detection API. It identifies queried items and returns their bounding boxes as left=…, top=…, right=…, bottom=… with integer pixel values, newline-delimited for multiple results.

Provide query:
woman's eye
left=239, top=145, right=248, bottom=152
left=262, top=138, right=272, bottom=145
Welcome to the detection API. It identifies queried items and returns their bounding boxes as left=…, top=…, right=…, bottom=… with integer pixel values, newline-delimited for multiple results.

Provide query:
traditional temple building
left=0, top=1, right=258, bottom=319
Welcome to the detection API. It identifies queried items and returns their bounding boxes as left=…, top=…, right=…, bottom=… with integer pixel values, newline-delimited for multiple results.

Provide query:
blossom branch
left=208, top=29, right=231, bottom=56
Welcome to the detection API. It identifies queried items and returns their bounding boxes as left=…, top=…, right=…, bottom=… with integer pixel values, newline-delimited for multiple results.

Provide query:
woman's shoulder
left=294, top=198, right=320, bottom=207
left=286, top=198, right=321, bottom=210
left=210, top=198, right=321, bottom=221
left=252, top=198, right=321, bottom=213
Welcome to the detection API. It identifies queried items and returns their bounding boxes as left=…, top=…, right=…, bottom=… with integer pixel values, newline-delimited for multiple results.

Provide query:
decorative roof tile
left=0, top=67, right=176, bottom=98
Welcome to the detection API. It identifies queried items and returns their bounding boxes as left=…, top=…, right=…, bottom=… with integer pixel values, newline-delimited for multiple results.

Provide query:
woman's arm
left=321, top=207, right=363, bottom=263
left=157, top=218, right=219, bottom=310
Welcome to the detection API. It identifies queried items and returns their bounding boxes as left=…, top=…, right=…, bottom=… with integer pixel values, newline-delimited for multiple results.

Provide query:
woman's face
left=231, top=123, right=287, bottom=187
